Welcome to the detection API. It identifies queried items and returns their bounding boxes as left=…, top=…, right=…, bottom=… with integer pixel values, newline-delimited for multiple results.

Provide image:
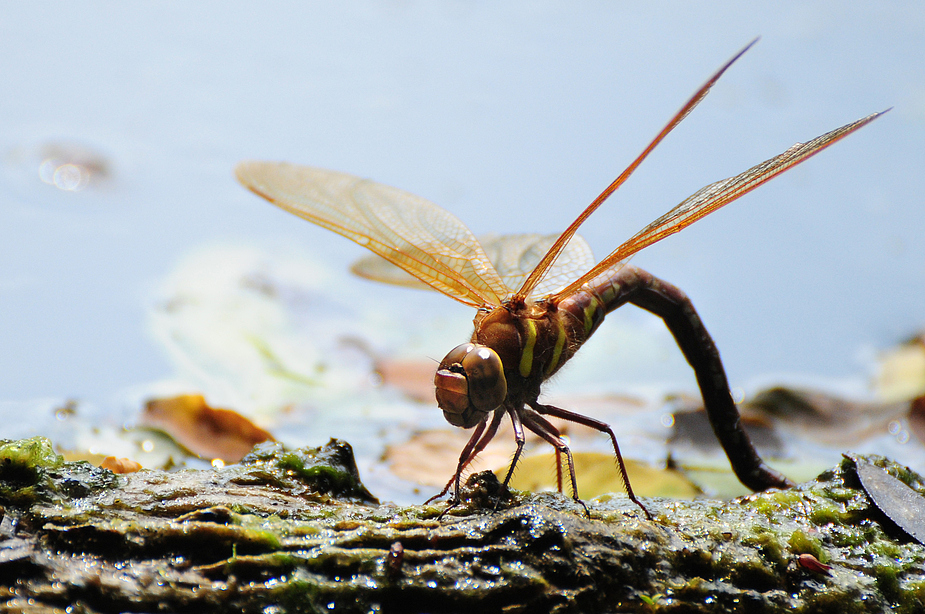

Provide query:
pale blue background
left=1, top=2, right=921, bottom=404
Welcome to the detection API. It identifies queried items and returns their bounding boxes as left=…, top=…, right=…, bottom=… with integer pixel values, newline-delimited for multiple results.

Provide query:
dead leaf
left=669, top=405, right=782, bottom=454
left=710, top=387, right=907, bottom=448
left=850, top=455, right=925, bottom=545
left=386, top=426, right=699, bottom=499
left=142, top=394, right=274, bottom=463
left=374, top=358, right=436, bottom=403
left=908, top=395, right=925, bottom=445
left=385, top=428, right=512, bottom=487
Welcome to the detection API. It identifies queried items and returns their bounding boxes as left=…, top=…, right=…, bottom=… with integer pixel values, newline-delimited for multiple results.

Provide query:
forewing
left=549, top=110, right=887, bottom=301
left=236, top=161, right=510, bottom=307
left=515, top=39, right=758, bottom=299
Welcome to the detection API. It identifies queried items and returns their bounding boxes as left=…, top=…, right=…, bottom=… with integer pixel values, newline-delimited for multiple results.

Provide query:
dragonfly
left=236, top=40, right=885, bottom=518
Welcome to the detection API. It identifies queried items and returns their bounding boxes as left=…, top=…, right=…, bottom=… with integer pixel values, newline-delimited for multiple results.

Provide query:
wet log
left=1, top=437, right=923, bottom=613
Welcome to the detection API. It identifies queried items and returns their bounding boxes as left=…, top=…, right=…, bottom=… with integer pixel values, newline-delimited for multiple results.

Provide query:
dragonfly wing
left=350, top=253, right=432, bottom=290
left=530, top=234, right=595, bottom=297
left=515, top=39, right=759, bottom=299
left=481, top=233, right=595, bottom=298
left=349, top=232, right=595, bottom=298
left=236, top=161, right=510, bottom=307
left=549, top=110, right=887, bottom=301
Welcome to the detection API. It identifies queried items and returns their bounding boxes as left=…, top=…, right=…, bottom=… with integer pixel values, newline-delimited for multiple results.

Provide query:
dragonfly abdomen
left=548, top=268, right=632, bottom=372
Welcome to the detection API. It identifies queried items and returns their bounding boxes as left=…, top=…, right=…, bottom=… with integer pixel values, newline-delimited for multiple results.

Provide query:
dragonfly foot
left=436, top=497, right=461, bottom=520
left=571, top=496, right=592, bottom=519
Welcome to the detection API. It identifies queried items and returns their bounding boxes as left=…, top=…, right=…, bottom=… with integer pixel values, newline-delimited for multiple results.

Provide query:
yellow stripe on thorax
left=519, top=319, right=537, bottom=378
left=544, top=320, right=567, bottom=376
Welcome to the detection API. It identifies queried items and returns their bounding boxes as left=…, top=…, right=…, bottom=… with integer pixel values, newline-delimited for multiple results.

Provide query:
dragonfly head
left=435, top=343, right=507, bottom=428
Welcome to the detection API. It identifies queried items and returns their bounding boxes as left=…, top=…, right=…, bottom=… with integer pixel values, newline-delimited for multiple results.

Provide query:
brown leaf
left=908, top=395, right=925, bottom=445
left=385, top=428, right=513, bottom=487
left=142, top=394, right=274, bottom=463
left=374, top=358, right=436, bottom=403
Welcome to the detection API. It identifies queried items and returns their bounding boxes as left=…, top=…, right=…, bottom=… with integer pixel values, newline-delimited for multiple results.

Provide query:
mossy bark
left=1, top=437, right=923, bottom=613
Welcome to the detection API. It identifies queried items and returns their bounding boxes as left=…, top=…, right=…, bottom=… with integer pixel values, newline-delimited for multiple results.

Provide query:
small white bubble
left=53, top=163, right=89, bottom=191
left=731, top=387, right=745, bottom=404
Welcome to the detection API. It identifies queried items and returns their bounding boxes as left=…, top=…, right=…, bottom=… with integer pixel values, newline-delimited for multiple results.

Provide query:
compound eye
left=438, top=343, right=473, bottom=369
left=459, top=345, right=506, bottom=412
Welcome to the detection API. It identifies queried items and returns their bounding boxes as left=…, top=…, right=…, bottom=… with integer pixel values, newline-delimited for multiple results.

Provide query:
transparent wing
left=351, top=233, right=595, bottom=297
left=549, top=110, right=888, bottom=302
left=487, top=233, right=595, bottom=297
left=516, top=39, right=758, bottom=299
left=236, top=162, right=510, bottom=307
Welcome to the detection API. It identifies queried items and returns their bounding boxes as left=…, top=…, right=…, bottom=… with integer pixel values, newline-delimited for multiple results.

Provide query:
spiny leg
left=519, top=408, right=591, bottom=517
left=427, top=409, right=505, bottom=510
left=555, top=449, right=564, bottom=493
left=424, top=418, right=485, bottom=506
left=613, top=265, right=793, bottom=491
left=531, top=401, right=652, bottom=519
left=452, top=409, right=505, bottom=500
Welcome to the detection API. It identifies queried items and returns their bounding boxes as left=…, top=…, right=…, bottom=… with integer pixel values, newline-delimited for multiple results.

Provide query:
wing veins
left=515, top=38, right=759, bottom=299
left=549, top=110, right=888, bottom=302
left=236, top=163, right=508, bottom=307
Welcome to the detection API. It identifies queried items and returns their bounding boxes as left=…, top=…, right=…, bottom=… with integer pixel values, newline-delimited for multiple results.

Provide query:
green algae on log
left=1, top=437, right=924, bottom=613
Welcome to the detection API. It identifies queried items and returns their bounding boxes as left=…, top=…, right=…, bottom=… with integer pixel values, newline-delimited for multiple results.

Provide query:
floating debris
left=142, top=394, right=274, bottom=463
left=849, top=454, right=925, bottom=545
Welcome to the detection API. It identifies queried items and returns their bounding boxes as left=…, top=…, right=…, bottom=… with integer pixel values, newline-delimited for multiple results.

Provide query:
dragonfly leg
left=428, top=409, right=505, bottom=513
left=615, top=265, right=794, bottom=491
left=424, top=418, right=485, bottom=506
left=498, top=407, right=527, bottom=495
left=530, top=401, right=652, bottom=519
left=518, top=408, right=591, bottom=518
left=555, top=449, right=564, bottom=494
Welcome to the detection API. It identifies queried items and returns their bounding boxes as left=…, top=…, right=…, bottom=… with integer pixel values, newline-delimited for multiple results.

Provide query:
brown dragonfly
left=236, top=41, right=884, bottom=518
